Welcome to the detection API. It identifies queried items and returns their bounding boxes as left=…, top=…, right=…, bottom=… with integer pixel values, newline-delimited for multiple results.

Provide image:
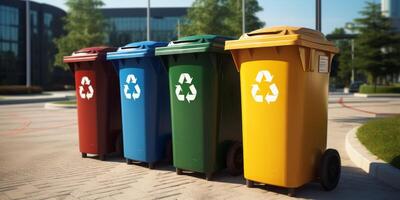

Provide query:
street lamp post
left=346, top=22, right=356, bottom=84
left=147, top=0, right=150, bottom=41
left=26, top=0, right=31, bottom=87
left=177, top=18, right=181, bottom=39
left=242, top=0, right=245, bottom=34
left=316, top=0, right=321, bottom=31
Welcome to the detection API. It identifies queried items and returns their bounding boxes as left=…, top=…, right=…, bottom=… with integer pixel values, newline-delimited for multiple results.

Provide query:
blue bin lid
left=106, top=41, right=168, bottom=60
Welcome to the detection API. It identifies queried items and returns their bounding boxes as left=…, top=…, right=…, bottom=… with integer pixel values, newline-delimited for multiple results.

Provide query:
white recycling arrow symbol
left=124, top=74, right=141, bottom=100
left=79, top=76, right=94, bottom=100
left=175, top=73, right=197, bottom=103
left=252, top=70, right=279, bottom=104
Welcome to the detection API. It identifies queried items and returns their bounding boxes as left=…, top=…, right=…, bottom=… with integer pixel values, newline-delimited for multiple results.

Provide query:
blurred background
left=0, top=0, right=399, bottom=94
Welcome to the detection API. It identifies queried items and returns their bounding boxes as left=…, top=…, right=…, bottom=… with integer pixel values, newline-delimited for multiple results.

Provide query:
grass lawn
left=357, top=117, right=400, bottom=169
left=53, top=100, right=76, bottom=105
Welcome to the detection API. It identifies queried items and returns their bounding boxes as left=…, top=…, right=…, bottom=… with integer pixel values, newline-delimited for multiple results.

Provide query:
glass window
left=11, top=43, right=17, bottom=56
left=30, top=11, right=38, bottom=27
left=44, top=13, right=53, bottom=28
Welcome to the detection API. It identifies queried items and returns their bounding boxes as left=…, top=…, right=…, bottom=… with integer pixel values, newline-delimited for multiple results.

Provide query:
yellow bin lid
left=225, top=26, right=339, bottom=53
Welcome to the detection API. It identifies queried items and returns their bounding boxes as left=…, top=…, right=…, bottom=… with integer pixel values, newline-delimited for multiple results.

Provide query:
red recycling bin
left=64, top=46, right=122, bottom=160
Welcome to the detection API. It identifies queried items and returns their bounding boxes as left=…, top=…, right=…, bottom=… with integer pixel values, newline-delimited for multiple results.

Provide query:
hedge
left=0, top=85, right=43, bottom=95
left=359, top=85, right=400, bottom=94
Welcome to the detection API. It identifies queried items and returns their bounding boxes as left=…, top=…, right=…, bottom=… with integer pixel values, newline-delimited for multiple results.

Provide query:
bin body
left=107, top=41, right=171, bottom=163
left=225, top=27, right=338, bottom=188
left=155, top=35, right=242, bottom=174
left=64, top=47, right=121, bottom=156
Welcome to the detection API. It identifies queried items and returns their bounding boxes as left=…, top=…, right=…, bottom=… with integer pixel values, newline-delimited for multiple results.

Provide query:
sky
left=33, top=0, right=382, bottom=34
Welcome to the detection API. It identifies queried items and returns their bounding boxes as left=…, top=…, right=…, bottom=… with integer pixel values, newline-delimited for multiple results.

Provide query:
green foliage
left=181, top=0, right=264, bottom=37
left=0, top=85, right=42, bottom=95
left=224, top=0, right=265, bottom=36
left=359, top=84, right=400, bottom=93
left=54, top=0, right=107, bottom=69
left=330, top=28, right=352, bottom=86
left=353, top=2, right=400, bottom=86
left=357, top=117, right=400, bottom=169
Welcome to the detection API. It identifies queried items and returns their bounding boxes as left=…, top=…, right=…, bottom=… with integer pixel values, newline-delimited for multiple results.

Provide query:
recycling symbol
left=79, top=76, right=94, bottom=100
left=123, top=74, right=141, bottom=100
left=252, top=70, right=279, bottom=104
left=175, top=73, right=197, bottom=103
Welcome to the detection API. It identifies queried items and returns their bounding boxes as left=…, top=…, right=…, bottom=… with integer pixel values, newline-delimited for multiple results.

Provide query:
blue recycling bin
left=107, top=41, right=171, bottom=169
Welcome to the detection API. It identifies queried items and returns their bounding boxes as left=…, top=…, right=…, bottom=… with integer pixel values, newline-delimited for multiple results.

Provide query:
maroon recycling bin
left=64, top=46, right=122, bottom=160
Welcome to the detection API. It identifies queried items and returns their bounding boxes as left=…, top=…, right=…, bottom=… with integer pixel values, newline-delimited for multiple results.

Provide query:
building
left=0, top=0, right=66, bottom=88
left=102, top=8, right=187, bottom=47
left=382, top=0, right=400, bottom=31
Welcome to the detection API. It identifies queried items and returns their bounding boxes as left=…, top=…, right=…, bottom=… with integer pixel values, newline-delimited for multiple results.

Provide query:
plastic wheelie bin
left=155, top=35, right=243, bottom=180
left=225, top=26, right=341, bottom=195
left=106, top=41, right=172, bottom=169
left=64, top=46, right=122, bottom=161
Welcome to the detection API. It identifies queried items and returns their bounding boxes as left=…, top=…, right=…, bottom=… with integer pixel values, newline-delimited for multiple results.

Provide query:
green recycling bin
left=155, top=35, right=242, bottom=180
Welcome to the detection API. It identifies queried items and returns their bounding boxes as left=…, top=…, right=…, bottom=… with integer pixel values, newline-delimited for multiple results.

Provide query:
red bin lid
left=63, top=46, right=116, bottom=63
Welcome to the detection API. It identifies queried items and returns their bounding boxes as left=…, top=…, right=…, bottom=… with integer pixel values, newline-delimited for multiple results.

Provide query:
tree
left=181, top=0, right=229, bottom=36
left=330, top=28, right=352, bottom=87
left=353, top=1, right=400, bottom=87
left=181, top=0, right=264, bottom=37
left=225, top=0, right=264, bottom=37
left=54, top=0, right=107, bottom=69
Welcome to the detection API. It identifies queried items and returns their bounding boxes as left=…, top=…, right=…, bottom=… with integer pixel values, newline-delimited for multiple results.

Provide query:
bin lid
left=63, top=46, right=116, bottom=63
left=155, top=35, right=234, bottom=56
left=225, top=26, right=339, bottom=53
left=106, top=41, right=168, bottom=60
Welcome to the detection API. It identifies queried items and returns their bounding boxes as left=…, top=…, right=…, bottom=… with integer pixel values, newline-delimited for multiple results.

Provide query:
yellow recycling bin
left=225, top=26, right=340, bottom=195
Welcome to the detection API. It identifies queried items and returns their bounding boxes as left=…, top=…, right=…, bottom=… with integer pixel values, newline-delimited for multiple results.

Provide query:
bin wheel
left=126, top=159, right=132, bottom=165
left=288, top=188, right=296, bottom=197
left=246, top=179, right=254, bottom=188
left=165, top=139, right=173, bottom=163
left=226, top=142, right=243, bottom=176
left=205, top=172, right=213, bottom=181
left=81, top=153, right=87, bottom=158
left=148, top=163, right=155, bottom=169
left=99, top=155, right=106, bottom=161
left=115, top=133, right=123, bottom=156
left=176, top=168, right=183, bottom=175
left=319, top=149, right=341, bottom=191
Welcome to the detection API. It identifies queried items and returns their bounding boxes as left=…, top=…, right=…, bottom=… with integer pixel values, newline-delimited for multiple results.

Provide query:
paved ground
left=0, top=95, right=399, bottom=200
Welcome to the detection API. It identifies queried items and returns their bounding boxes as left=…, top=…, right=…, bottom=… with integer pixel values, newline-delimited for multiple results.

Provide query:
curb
left=0, top=97, right=69, bottom=105
left=354, top=93, right=400, bottom=98
left=44, top=102, right=77, bottom=109
left=345, top=126, right=400, bottom=189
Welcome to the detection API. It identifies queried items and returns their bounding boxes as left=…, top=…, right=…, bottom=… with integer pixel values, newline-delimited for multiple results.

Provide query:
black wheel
left=165, top=139, right=172, bottom=163
left=115, top=133, right=123, bottom=156
left=319, top=149, right=341, bottom=191
left=176, top=168, right=183, bottom=175
left=288, top=188, right=296, bottom=197
left=226, top=142, right=243, bottom=176
left=148, top=163, right=155, bottom=169
left=126, top=159, right=132, bottom=165
left=205, top=172, right=213, bottom=181
left=246, top=179, right=254, bottom=188
left=99, top=155, right=106, bottom=161
left=81, top=153, right=87, bottom=158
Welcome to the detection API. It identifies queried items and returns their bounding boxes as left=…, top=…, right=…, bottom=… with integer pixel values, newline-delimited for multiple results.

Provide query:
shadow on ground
left=331, top=116, right=373, bottom=124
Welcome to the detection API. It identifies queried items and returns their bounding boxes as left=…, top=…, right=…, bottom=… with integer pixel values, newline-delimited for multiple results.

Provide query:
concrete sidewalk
left=0, top=96, right=399, bottom=199
left=0, top=91, right=75, bottom=105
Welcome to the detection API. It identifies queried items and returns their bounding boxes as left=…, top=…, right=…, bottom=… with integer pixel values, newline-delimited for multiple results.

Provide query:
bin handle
left=120, top=45, right=141, bottom=50
left=169, top=39, right=201, bottom=45
left=246, top=29, right=287, bottom=37
left=74, top=50, right=92, bottom=54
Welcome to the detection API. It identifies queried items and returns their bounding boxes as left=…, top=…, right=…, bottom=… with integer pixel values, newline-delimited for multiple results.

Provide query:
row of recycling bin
left=64, top=26, right=341, bottom=193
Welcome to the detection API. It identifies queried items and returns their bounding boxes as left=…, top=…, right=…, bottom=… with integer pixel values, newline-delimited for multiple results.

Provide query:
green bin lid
left=155, top=35, right=234, bottom=56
